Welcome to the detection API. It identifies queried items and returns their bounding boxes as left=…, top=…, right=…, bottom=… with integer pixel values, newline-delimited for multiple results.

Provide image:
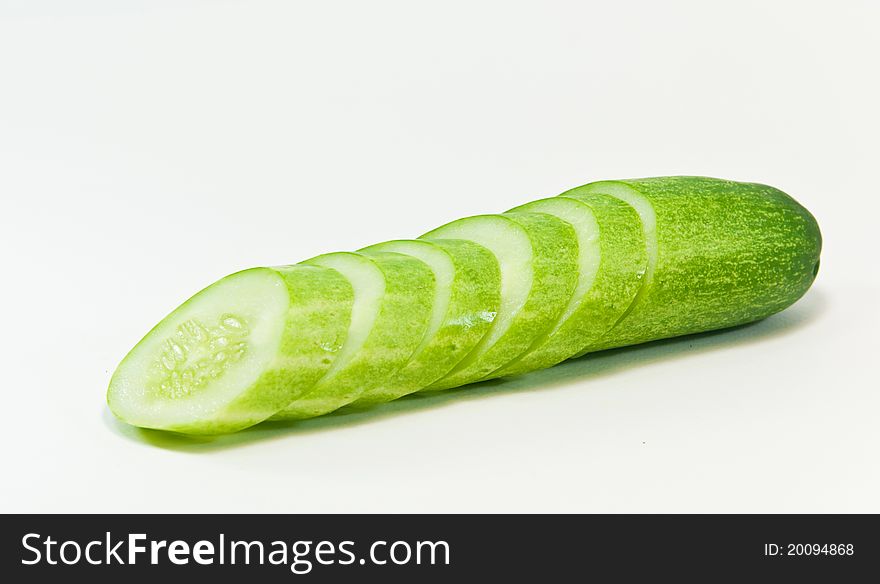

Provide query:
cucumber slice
left=107, top=266, right=353, bottom=434
left=561, top=181, right=656, bottom=353
left=351, top=239, right=501, bottom=406
left=270, top=251, right=434, bottom=420
left=491, top=193, right=646, bottom=377
left=572, top=176, right=822, bottom=349
left=421, top=212, right=578, bottom=389
left=560, top=191, right=650, bottom=358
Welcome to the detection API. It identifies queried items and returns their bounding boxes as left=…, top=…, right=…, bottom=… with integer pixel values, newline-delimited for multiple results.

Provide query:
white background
left=1, top=0, right=877, bottom=513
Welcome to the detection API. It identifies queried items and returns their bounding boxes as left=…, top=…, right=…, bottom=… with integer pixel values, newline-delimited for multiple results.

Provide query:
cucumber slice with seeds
left=421, top=212, right=578, bottom=389
left=270, top=251, right=434, bottom=420
left=107, top=265, right=353, bottom=434
left=350, top=239, right=501, bottom=406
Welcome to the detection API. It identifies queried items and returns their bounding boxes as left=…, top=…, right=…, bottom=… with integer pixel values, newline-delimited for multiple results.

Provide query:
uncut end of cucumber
left=107, top=268, right=294, bottom=435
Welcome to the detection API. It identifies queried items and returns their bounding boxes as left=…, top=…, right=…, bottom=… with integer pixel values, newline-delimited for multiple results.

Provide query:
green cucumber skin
left=571, top=176, right=822, bottom=351
left=270, top=251, right=434, bottom=420
left=422, top=212, right=579, bottom=390
left=352, top=239, right=501, bottom=406
left=111, top=265, right=355, bottom=435
left=492, top=194, right=647, bottom=378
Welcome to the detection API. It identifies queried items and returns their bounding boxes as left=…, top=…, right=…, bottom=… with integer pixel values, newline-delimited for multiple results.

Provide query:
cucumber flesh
left=422, top=212, right=578, bottom=389
left=271, top=251, right=434, bottom=419
left=107, top=266, right=354, bottom=434
left=352, top=239, right=500, bottom=406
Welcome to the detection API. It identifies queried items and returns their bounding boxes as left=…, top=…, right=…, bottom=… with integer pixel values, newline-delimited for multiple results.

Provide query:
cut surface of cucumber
left=108, top=266, right=353, bottom=434
left=351, top=239, right=500, bottom=406
left=271, top=251, right=434, bottom=419
left=421, top=212, right=578, bottom=389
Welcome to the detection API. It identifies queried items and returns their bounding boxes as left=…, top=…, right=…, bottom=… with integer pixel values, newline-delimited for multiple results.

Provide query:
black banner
left=2, top=515, right=877, bottom=581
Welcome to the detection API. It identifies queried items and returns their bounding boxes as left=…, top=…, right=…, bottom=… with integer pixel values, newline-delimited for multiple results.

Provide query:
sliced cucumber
left=107, top=176, right=822, bottom=435
left=560, top=181, right=656, bottom=352
left=421, top=212, right=578, bottom=389
left=570, top=176, right=821, bottom=349
left=107, top=266, right=354, bottom=434
left=350, top=239, right=501, bottom=406
left=491, top=193, right=646, bottom=376
left=560, top=191, right=649, bottom=358
left=270, top=251, right=434, bottom=420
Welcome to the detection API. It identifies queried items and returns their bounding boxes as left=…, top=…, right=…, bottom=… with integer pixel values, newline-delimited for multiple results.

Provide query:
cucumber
left=270, top=251, right=434, bottom=420
left=108, top=176, right=821, bottom=435
left=491, top=194, right=647, bottom=377
left=420, top=212, right=579, bottom=389
left=566, top=176, right=821, bottom=350
left=351, top=239, right=501, bottom=406
left=107, top=266, right=353, bottom=434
